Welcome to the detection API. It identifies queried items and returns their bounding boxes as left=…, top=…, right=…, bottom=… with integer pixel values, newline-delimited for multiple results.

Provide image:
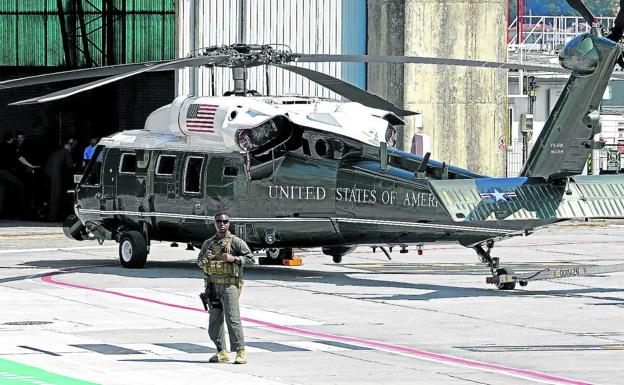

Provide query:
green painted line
left=0, top=358, right=99, bottom=385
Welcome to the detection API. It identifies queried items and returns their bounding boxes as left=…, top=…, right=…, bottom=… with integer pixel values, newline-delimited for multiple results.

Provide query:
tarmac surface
left=0, top=220, right=623, bottom=385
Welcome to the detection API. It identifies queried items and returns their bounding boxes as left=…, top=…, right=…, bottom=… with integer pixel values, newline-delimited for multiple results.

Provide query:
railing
left=506, top=138, right=525, bottom=177
left=508, top=15, right=616, bottom=54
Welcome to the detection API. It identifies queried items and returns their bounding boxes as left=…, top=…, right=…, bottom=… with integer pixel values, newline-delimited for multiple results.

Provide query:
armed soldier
left=197, top=212, right=254, bottom=364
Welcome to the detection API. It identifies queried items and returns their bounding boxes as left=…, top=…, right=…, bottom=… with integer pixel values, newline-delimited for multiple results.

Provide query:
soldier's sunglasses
left=216, top=219, right=229, bottom=224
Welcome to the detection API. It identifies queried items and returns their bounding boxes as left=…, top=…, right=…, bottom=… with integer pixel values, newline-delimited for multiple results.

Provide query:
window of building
left=119, top=153, right=137, bottom=174
left=184, top=156, right=204, bottom=194
left=156, top=155, right=176, bottom=176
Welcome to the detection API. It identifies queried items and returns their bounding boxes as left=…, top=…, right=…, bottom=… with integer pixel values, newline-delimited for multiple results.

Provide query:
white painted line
left=0, top=245, right=117, bottom=254
left=0, top=243, right=171, bottom=254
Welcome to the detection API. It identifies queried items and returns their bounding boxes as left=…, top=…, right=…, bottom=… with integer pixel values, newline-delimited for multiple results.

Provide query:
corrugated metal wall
left=0, top=1, right=176, bottom=162
left=176, top=0, right=366, bottom=98
left=0, top=0, right=175, bottom=67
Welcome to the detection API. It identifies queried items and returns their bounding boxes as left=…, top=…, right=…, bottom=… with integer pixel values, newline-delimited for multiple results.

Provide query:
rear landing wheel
left=495, top=267, right=516, bottom=290
left=119, top=231, right=148, bottom=268
left=332, top=255, right=342, bottom=263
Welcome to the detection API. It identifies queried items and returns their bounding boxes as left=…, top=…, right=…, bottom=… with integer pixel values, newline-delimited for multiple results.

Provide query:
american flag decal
left=186, top=104, right=218, bottom=133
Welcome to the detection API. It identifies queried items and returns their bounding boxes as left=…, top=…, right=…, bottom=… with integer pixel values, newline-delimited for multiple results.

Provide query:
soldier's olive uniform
left=197, top=231, right=254, bottom=353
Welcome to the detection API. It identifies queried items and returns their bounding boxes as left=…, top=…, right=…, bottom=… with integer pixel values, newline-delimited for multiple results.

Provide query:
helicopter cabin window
left=119, top=153, right=137, bottom=174
left=223, top=158, right=240, bottom=177
left=223, top=166, right=238, bottom=177
left=156, top=155, right=176, bottom=176
left=82, top=145, right=105, bottom=186
left=184, top=156, right=204, bottom=194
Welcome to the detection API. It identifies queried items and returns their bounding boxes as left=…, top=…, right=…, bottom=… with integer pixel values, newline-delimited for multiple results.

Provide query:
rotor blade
left=607, top=0, right=624, bottom=42
left=297, top=54, right=568, bottom=73
left=275, top=64, right=417, bottom=117
left=566, top=0, right=596, bottom=26
left=10, top=56, right=223, bottom=105
left=0, top=56, right=226, bottom=90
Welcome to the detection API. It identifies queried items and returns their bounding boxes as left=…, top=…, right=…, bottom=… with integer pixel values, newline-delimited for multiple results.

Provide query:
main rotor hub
left=193, top=44, right=300, bottom=68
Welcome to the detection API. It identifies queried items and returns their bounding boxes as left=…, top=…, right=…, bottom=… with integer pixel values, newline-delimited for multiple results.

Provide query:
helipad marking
left=154, top=343, right=213, bottom=354
left=70, top=344, right=143, bottom=355
left=42, top=270, right=595, bottom=385
left=0, top=245, right=117, bottom=254
left=18, top=346, right=61, bottom=356
left=246, top=342, right=308, bottom=352
left=0, top=358, right=98, bottom=385
left=460, top=344, right=624, bottom=352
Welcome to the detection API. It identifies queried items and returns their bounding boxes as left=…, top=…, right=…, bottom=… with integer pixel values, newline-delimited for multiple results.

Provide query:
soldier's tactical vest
left=202, top=235, right=242, bottom=282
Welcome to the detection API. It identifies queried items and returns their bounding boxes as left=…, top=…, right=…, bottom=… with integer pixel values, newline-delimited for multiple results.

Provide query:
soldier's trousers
left=208, top=283, right=245, bottom=352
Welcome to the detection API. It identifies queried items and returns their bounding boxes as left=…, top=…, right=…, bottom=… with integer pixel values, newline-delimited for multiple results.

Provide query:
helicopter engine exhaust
left=235, top=116, right=293, bottom=155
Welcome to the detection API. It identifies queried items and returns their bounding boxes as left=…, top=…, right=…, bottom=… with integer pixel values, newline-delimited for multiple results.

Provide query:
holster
left=204, top=281, right=222, bottom=309
left=198, top=292, right=208, bottom=311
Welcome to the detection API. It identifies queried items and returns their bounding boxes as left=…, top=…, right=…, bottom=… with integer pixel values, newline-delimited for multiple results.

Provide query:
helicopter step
left=486, top=263, right=624, bottom=289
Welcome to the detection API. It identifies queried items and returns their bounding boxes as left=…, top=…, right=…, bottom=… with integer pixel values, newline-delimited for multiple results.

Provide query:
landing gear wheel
left=519, top=280, right=528, bottom=287
left=119, top=230, right=148, bottom=268
left=259, top=248, right=293, bottom=265
left=266, top=248, right=281, bottom=259
left=332, top=255, right=342, bottom=264
left=495, top=267, right=516, bottom=290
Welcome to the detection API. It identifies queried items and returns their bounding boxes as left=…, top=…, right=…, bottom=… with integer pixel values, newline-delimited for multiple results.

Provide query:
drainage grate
left=3, top=321, right=53, bottom=326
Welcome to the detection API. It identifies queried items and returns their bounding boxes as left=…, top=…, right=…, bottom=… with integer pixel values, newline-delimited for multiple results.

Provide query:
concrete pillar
left=367, top=1, right=405, bottom=112
left=369, top=0, right=508, bottom=177
left=405, top=0, right=507, bottom=176
left=367, top=1, right=410, bottom=149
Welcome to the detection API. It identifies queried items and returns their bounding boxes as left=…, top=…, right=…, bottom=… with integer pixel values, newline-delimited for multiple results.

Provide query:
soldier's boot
left=234, top=349, right=247, bottom=364
left=209, top=350, right=229, bottom=363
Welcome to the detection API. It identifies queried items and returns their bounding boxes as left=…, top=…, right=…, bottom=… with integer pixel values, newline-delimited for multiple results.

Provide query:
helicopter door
left=179, top=154, right=207, bottom=241
left=205, top=155, right=241, bottom=213
left=151, top=152, right=180, bottom=239
left=115, top=151, right=140, bottom=212
left=101, top=148, right=119, bottom=211
left=76, top=145, right=106, bottom=212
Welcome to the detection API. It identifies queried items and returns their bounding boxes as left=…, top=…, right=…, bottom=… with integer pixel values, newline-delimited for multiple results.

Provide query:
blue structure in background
left=341, top=0, right=367, bottom=90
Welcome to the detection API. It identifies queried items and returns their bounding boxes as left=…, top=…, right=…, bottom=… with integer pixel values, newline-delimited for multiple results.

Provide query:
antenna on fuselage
left=416, top=152, right=431, bottom=179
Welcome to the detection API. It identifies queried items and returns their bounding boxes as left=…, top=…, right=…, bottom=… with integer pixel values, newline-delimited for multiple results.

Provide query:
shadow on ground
left=15, top=258, right=624, bottom=305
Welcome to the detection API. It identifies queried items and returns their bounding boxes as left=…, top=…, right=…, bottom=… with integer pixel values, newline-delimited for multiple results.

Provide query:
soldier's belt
left=207, top=276, right=242, bottom=286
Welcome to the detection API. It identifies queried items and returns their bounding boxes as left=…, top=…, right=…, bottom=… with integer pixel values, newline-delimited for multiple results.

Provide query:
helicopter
left=3, top=0, right=624, bottom=290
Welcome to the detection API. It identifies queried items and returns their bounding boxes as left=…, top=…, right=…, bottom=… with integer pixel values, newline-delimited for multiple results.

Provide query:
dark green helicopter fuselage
left=73, top=140, right=552, bottom=252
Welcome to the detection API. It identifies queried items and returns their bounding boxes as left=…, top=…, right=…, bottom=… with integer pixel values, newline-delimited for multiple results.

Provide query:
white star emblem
left=491, top=189, right=507, bottom=202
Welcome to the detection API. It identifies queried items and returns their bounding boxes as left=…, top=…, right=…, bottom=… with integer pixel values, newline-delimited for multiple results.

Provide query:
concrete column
left=403, top=0, right=507, bottom=176
left=367, top=1, right=408, bottom=147
left=367, top=1, right=405, bottom=110
left=368, top=0, right=508, bottom=176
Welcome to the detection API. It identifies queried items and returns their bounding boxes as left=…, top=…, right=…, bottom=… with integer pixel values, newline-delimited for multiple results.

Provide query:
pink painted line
left=41, top=270, right=592, bottom=385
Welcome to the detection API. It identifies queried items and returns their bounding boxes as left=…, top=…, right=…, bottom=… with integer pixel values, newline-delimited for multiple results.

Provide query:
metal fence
left=506, top=138, right=527, bottom=177
left=507, top=15, right=616, bottom=54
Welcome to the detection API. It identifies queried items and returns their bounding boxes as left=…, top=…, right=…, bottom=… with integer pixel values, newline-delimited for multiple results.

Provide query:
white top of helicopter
left=101, top=94, right=409, bottom=153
